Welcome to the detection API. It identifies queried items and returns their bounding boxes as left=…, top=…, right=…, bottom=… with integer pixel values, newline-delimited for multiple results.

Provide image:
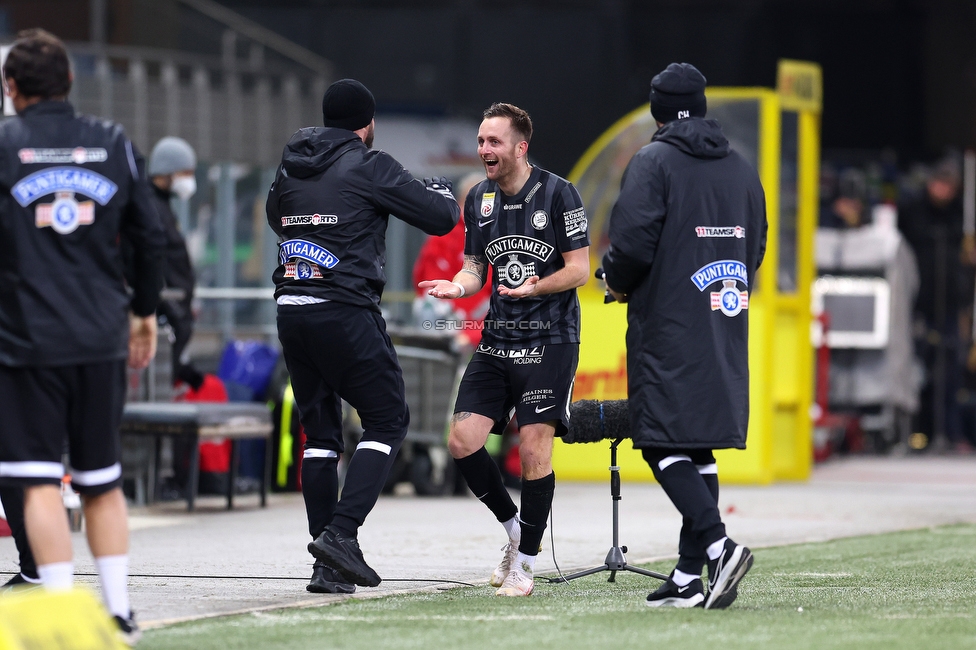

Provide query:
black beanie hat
left=649, top=63, right=707, bottom=124
left=322, top=79, right=375, bottom=131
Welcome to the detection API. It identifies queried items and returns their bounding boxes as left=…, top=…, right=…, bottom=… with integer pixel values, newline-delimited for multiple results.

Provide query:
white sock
left=502, top=516, right=521, bottom=542
left=37, top=561, right=73, bottom=591
left=514, top=551, right=536, bottom=573
left=706, top=537, right=729, bottom=561
left=95, top=555, right=130, bottom=619
left=672, top=569, right=699, bottom=587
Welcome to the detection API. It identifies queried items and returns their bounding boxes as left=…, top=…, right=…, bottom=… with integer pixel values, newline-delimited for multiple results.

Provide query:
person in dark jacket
left=0, top=30, right=163, bottom=643
left=267, top=78, right=459, bottom=593
left=148, top=136, right=204, bottom=390
left=602, top=63, right=767, bottom=610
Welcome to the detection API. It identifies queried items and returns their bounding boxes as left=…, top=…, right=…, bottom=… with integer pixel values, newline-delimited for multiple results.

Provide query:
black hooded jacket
left=602, top=117, right=767, bottom=450
left=266, top=127, right=459, bottom=310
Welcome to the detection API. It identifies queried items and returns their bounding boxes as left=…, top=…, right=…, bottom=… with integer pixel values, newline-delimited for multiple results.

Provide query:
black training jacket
left=602, top=117, right=767, bottom=450
left=0, top=101, right=164, bottom=367
left=266, top=127, right=459, bottom=310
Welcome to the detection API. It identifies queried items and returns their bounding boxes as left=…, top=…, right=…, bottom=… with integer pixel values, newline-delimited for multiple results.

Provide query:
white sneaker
left=490, top=541, right=519, bottom=587
left=495, top=563, right=534, bottom=597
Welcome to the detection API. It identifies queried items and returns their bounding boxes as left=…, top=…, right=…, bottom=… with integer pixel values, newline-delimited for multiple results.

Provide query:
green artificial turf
left=142, top=524, right=976, bottom=650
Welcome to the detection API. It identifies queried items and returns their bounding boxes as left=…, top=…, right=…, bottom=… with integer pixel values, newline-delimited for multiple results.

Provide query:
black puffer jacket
left=602, top=118, right=767, bottom=450
left=266, top=127, right=459, bottom=310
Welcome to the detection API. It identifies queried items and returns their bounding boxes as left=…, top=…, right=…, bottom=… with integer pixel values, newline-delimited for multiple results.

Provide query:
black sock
left=453, top=447, right=517, bottom=523
left=644, top=452, right=725, bottom=554
left=331, top=442, right=402, bottom=538
left=0, top=486, right=36, bottom=579
left=517, top=472, right=555, bottom=557
left=301, top=456, right=339, bottom=539
left=676, top=471, right=720, bottom=576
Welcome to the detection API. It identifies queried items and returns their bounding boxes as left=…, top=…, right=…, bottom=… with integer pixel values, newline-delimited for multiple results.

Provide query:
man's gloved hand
left=424, top=176, right=454, bottom=199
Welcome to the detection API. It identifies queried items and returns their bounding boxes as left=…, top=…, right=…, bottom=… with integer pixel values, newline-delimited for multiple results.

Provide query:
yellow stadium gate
left=554, top=60, right=822, bottom=484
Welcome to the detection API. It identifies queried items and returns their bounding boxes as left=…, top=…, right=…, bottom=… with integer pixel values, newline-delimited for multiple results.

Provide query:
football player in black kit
left=420, top=103, right=589, bottom=596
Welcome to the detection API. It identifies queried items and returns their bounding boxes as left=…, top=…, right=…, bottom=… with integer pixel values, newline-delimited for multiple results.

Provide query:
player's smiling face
left=478, top=117, right=525, bottom=185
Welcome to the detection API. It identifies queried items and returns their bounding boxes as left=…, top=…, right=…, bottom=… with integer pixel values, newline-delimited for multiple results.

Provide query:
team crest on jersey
left=691, top=260, right=749, bottom=317
left=34, top=192, right=95, bottom=234
left=498, top=255, right=537, bottom=287
left=278, top=239, right=340, bottom=269
left=481, top=192, right=495, bottom=217
left=710, top=280, right=749, bottom=317
left=531, top=210, right=548, bottom=230
left=284, top=260, right=323, bottom=280
left=281, top=214, right=338, bottom=227
left=11, top=167, right=118, bottom=207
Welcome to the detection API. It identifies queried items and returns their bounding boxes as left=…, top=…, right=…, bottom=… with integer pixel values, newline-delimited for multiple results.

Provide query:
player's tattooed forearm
left=461, top=255, right=487, bottom=284
left=451, top=411, right=473, bottom=424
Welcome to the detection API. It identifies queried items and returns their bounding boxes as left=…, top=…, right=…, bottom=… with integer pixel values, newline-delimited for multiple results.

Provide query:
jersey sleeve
left=552, top=181, right=590, bottom=253
left=462, top=187, right=485, bottom=257
left=119, top=138, right=165, bottom=317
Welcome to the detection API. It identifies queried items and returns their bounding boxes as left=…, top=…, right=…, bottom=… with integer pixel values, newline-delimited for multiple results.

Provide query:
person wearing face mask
left=147, top=136, right=204, bottom=391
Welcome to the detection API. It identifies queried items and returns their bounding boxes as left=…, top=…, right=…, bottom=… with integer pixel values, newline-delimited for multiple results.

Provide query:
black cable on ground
left=0, top=571, right=474, bottom=587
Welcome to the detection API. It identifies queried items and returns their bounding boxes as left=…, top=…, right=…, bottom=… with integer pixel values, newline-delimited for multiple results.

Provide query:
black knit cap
left=322, top=78, right=375, bottom=131
left=650, top=63, right=707, bottom=124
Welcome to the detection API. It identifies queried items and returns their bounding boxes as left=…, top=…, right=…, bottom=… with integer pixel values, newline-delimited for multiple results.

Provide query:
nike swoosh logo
left=676, top=585, right=691, bottom=593
left=478, top=219, right=495, bottom=227
left=534, top=405, right=556, bottom=413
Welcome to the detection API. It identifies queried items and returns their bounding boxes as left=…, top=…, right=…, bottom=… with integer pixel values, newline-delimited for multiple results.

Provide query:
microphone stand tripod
left=548, top=437, right=667, bottom=584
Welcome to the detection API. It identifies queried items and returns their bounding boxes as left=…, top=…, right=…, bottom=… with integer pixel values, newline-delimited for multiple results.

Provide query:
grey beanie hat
left=149, top=136, right=197, bottom=176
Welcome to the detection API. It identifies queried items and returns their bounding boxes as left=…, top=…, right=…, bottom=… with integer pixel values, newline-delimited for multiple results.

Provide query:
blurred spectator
left=897, top=155, right=971, bottom=451
left=820, top=168, right=868, bottom=229
left=412, top=172, right=492, bottom=348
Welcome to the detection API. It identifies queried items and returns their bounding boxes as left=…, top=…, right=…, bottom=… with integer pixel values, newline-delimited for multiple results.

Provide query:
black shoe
left=645, top=572, right=705, bottom=608
left=113, top=611, right=142, bottom=646
left=307, top=561, right=356, bottom=594
left=308, top=526, right=382, bottom=588
left=704, top=539, right=753, bottom=610
left=1, top=573, right=41, bottom=592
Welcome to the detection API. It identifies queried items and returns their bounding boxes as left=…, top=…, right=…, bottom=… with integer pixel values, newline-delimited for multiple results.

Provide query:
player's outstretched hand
left=128, top=314, right=158, bottom=369
left=418, top=279, right=463, bottom=299
left=498, top=276, right=540, bottom=299
left=424, top=177, right=454, bottom=199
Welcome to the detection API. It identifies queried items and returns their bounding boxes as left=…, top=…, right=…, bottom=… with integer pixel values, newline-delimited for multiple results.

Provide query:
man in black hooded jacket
left=267, top=79, right=459, bottom=593
left=602, top=63, right=767, bottom=610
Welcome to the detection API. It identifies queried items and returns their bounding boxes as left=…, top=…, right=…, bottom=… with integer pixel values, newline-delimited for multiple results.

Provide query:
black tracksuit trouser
left=277, top=301, right=409, bottom=538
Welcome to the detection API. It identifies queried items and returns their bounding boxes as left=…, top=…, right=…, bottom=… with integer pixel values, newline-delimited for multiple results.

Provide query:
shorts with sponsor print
left=0, top=360, right=126, bottom=494
left=454, top=343, right=578, bottom=436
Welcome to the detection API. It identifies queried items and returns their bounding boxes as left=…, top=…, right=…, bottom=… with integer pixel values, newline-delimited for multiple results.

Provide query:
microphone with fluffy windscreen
left=564, top=399, right=631, bottom=443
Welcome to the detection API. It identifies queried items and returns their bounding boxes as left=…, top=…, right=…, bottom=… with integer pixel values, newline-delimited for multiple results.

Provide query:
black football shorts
left=0, top=360, right=126, bottom=494
left=454, top=343, right=578, bottom=436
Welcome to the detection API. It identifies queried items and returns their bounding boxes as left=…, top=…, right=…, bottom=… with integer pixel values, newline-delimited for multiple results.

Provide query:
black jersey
left=464, top=166, right=589, bottom=349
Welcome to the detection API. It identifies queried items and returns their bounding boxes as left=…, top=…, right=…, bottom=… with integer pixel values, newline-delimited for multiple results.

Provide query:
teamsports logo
left=18, top=147, right=109, bottom=164
left=11, top=167, right=118, bottom=207
left=691, top=260, right=749, bottom=318
left=278, top=239, right=340, bottom=269
left=695, top=226, right=745, bottom=238
left=281, top=214, right=338, bottom=227
left=34, top=192, right=95, bottom=234
left=284, top=260, right=323, bottom=280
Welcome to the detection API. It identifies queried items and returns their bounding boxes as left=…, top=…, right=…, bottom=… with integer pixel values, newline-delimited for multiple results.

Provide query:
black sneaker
left=113, top=611, right=142, bottom=646
left=307, top=561, right=356, bottom=594
left=645, top=572, right=705, bottom=608
left=308, top=526, right=382, bottom=588
left=704, top=539, right=753, bottom=610
left=1, top=573, right=41, bottom=592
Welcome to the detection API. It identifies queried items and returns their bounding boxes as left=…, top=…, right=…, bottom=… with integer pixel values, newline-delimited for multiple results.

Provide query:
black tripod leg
left=547, top=564, right=612, bottom=583
left=623, top=565, right=669, bottom=581
left=608, top=570, right=617, bottom=583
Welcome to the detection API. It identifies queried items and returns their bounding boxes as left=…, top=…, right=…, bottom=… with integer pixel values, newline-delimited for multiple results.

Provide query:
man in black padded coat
left=602, top=63, right=767, bottom=611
